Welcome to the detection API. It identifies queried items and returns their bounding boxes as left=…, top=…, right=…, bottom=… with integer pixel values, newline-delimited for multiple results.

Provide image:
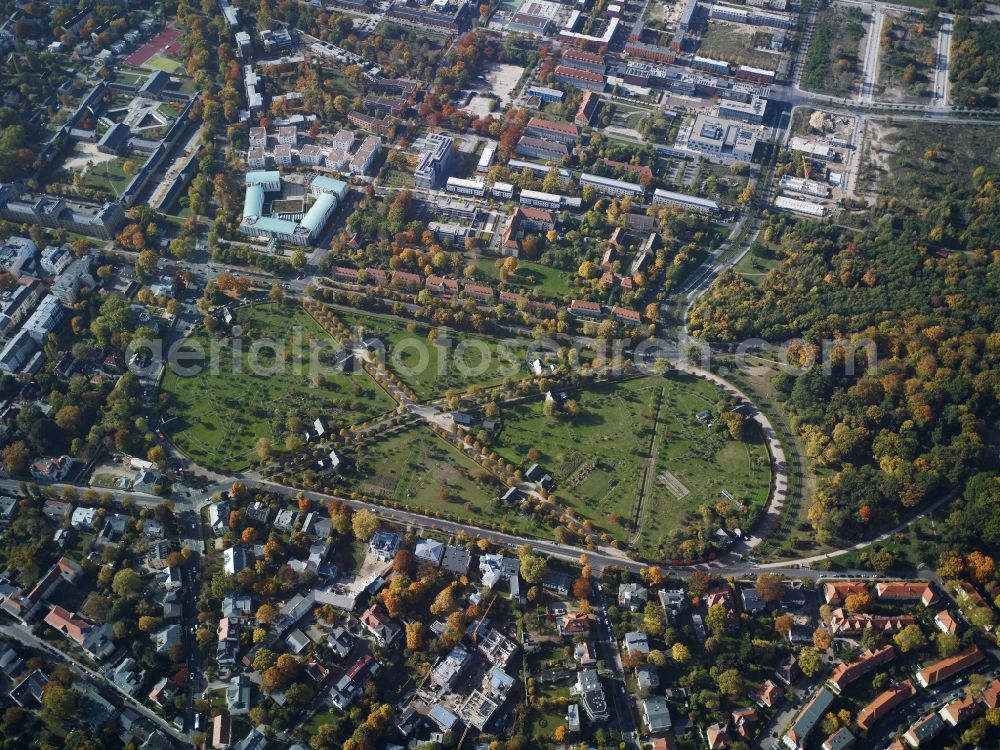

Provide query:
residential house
left=822, top=727, right=856, bottom=750
left=935, top=610, right=959, bottom=635
left=659, top=589, right=688, bottom=621
left=44, top=605, right=115, bottom=658
left=559, top=612, right=593, bottom=637
left=359, top=604, right=401, bottom=647
left=828, top=608, right=915, bottom=635
left=754, top=679, right=784, bottom=708
left=939, top=694, right=983, bottom=726
left=30, top=455, right=72, bottom=481
left=415, top=538, right=445, bottom=567
left=782, top=686, right=835, bottom=750
left=233, top=726, right=268, bottom=750
left=623, top=631, right=650, bottom=657
left=636, top=664, right=659, bottom=696
left=479, top=554, right=519, bottom=589
left=915, top=646, right=984, bottom=687
left=212, top=714, right=231, bottom=749
left=572, top=668, right=609, bottom=722
left=152, top=623, right=182, bottom=655
left=857, top=680, right=916, bottom=731
left=740, top=587, right=767, bottom=615
left=148, top=677, right=176, bottom=707
left=441, top=545, right=471, bottom=575
left=706, top=723, right=733, bottom=749
left=208, top=501, right=229, bottom=536
left=875, top=581, right=938, bottom=606
left=732, top=707, right=758, bottom=741
left=827, top=645, right=895, bottom=693
left=619, top=583, right=648, bottom=612
left=224, top=546, right=250, bottom=575
left=823, top=582, right=867, bottom=605
left=227, top=675, right=253, bottom=715
left=10, top=669, right=48, bottom=707
left=543, top=571, right=573, bottom=597
left=368, top=530, right=400, bottom=562
left=903, top=713, right=945, bottom=747
left=642, top=696, right=672, bottom=733
left=111, top=658, right=144, bottom=696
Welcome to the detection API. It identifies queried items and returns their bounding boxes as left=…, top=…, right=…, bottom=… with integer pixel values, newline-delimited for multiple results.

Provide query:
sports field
left=145, top=53, right=184, bottom=74
left=125, top=26, right=182, bottom=67
left=160, top=304, right=395, bottom=471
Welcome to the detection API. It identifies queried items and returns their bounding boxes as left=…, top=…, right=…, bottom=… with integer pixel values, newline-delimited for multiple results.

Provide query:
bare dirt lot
left=483, top=62, right=525, bottom=106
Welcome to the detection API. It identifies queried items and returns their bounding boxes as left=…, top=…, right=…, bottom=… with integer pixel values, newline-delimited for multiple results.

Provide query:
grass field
left=699, top=21, right=782, bottom=71
left=145, top=53, right=184, bottom=73
left=474, top=256, right=575, bottom=301
left=491, top=375, right=771, bottom=556
left=644, top=376, right=771, bottom=557
left=161, top=304, right=395, bottom=471
left=349, top=425, right=547, bottom=537
left=800, top=5, right=866, bottom=97
left=335, top=310, right=532, bottom=398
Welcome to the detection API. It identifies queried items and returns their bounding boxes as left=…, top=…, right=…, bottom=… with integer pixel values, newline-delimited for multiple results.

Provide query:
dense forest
left=689, top=135, right=1000, bottom=544
left=950, top=16, right=1000, bottom=108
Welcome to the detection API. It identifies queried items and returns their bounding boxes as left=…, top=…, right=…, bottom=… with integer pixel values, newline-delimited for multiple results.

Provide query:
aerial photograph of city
left=0, top=0, right=997, bottom=746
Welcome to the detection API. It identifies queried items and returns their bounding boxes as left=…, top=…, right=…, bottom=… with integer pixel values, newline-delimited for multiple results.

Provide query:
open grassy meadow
left=335, top=310, right=532, bottom=398
left=350, top=425, right=547, bottom=537
left=491, top=374, right=771, bottom=556
left=160, top=304, right=395, bottom=471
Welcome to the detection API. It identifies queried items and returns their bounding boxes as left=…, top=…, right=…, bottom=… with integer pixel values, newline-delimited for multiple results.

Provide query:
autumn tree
left=798, top=648, right=822, bottom=677
left=844, top=590, right=872, bottom=614
left=405, top=621, right=426, bottom=651
left=351, top=509, right=379, bottom=541
left=671, top=642, right=692, bottom=664
left=755, top=573, right=786, bottom=604
left=256, top=604, right=278, bottom=624
left=813, top=627, right=832, bottom=651
left=774, top=613, right=794, bottom=636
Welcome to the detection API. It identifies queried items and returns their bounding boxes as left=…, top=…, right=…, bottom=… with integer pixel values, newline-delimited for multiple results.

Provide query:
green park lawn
left=491, top=374, right=771, bottom=557
left=644, top=375, right=771, bottom=558
left=349, top=425, right=548, bottom=538
left=160, top=304, right=395, bottom=471
left=474, top=256, right=576, bottom=301
left=335, top=310, right=533, bottom=399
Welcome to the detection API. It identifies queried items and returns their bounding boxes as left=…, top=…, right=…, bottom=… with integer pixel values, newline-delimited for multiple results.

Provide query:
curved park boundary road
left=673, top=361, right=789, bottom=553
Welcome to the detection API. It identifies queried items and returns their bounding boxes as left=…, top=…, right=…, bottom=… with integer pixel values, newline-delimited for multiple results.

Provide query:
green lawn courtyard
left=160, top=304, right=395, bottom=471
left=474, top=256, right=576, bottom=302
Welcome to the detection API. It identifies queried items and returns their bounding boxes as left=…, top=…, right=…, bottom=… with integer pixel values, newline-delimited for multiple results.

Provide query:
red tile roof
left=857, top=680, right=916, bottom=731
left=828, top=645, right=895, bottom=693
left=916, top=646, right=984, bottom=687
left=875, top=581, right=938, bottom=605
